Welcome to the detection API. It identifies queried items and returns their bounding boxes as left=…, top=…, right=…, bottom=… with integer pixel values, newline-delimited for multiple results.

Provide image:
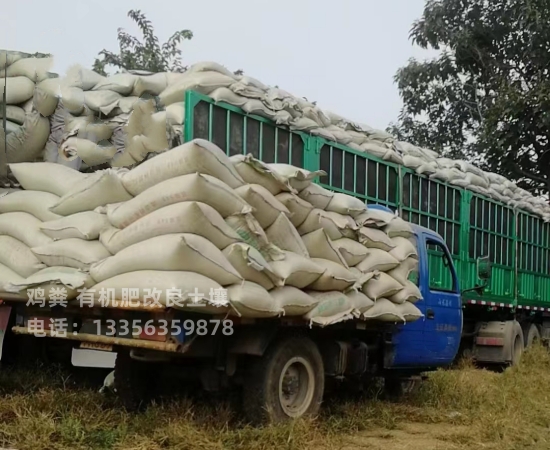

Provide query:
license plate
left=80, top=342, right=113, bottom=352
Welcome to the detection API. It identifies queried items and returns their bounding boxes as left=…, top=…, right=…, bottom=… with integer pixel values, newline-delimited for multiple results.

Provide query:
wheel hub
left=278, top=356, right=315, bottom=418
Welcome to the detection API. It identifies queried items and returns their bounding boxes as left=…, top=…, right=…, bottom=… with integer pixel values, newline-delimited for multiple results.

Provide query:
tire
left=243, top=336, right=324, bottom=424
left=525, top=324, right=541, bottom=348
left=114, top=350, right=154, bottom=411
left=510, top=328, right=524, bottom=366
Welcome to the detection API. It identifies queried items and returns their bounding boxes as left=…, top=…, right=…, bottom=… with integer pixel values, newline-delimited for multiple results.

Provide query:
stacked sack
left=0, top=51, right=53, bottom=164
left=1, top=163, right=133, bottom=302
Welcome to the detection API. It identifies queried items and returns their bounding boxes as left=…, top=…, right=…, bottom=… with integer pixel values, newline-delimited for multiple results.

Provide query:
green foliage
left=93, top=10, right=193, bottom=75
left=392, top=0, right=550, bottom=195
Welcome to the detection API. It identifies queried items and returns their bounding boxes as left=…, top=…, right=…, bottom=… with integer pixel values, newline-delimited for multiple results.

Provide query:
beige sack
left=390, top=281, right=422, bottom=304
left=1, top=57, right=53, bottom=82
left=332, top=238, right=369, bottom=266
left=89, top=270, right=227, bottom=313
left=385, top=217, right=414, bottom=238
left=235, top=184, right=291, bottom=228
left=90, top=234, right=241, bottom=286
left=302, top=229, right=348, bottom=266
left=51, top=169, right=132, bottom=216
left=346, top=289, right=375, bottom=314
left=64, top=114, right=115, bottom=141
left=357, top=227, right=396, bottom=251
left=0, top=77, right=35, bottom=104
left=298, top=183, right=334, bottom=210
left=0, top=190, right=61, bottom=222
left=0, top=212, right=52, bottom=247
left=33, top=78, right=60, bottom=117
left=222, top=243, right=283, bottom=290
left=308, top=259, right=357, bottom=291
left=41, top=212, right=109, bottom=241
left=266, top=213, right=309, bottom=257
left=362, top=273, right=404, bottom=300
left=305, top=291, right=355, bottom=326
left=0, top=236, right=46, bottom=277
left=121, top=139, right=244, bottom=196
left=298, top=209, right=357, bottom=240
left=0, top=262, right=25, bottom=296
left=101, top=202, right=241, bottom=254
left=267, top=164, right=325, bottom=192
left=84, top=90, right=122, bottom=115
left=59, top=137, right=117, bottom=167
left=270, top=286, right=318, bottom=316
left=355, top=209, right=395, bottom=228
left=32, top=239, right=111, bottom=270
left=388, top=257, right=419, bottom=285
left=230, top=155, right=293, bottom=195
left=108, top=173, right=251, bottom=229
left=92, top=73, right=137, bottom=95
left=2, top=112, right=50, bottom=163
left=132, top=72, right=169, bottom=97
left=270, top=251, right=325, bottom=288
left=389, top=237, right=418, bottom=262
left=159, top=71, right=235, bottom=106
left=363, top=298, right=405, bottom=322
left=225, top=213, right=276, bottom=260
left=9, top=162, right=87, bottom=197
left=275, top=192, right=313, bottom=227
left=326, top=193, right=366, bottom=217
left=396, top=302, right=424, bottom=322
left=227, top=281, right=282, bottom=318
left=356, top=248, right=400, bottom=273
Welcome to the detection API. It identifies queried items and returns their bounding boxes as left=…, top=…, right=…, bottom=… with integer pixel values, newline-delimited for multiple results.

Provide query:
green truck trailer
left=184, top=89, right=549, bottom=365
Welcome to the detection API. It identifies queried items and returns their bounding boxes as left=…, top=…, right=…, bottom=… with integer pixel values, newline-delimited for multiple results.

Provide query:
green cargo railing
left=183, top=90, right=550, bottom=311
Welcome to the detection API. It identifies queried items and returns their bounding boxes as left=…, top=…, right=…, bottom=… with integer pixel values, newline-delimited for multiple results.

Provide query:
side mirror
left=477, top=256, right=492, bottom=281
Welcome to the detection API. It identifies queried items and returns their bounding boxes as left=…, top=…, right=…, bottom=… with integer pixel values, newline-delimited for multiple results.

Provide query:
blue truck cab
left=367, top=205, right=463, bottom=370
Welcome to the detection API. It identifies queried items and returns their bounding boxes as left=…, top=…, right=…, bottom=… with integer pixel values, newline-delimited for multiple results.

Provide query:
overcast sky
left=2, top=0, right=435, bottom=130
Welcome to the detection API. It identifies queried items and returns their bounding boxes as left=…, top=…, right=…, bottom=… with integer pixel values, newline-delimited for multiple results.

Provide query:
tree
left=93, top=10, right=193, bottom=75
left=391, top=0, right=550, bottom=195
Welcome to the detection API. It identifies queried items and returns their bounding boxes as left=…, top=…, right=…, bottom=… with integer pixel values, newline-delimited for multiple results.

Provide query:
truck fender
left=472, top=320, right=522, bottom=365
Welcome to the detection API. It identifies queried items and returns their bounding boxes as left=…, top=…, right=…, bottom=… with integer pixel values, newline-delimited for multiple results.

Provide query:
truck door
left=420, top=237, right=462, bottom=365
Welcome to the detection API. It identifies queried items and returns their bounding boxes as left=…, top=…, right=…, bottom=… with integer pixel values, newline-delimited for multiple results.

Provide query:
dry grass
left=0, top=346, right=549, bottom=449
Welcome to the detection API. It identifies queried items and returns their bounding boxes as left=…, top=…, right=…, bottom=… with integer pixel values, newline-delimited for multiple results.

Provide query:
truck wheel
left=524, top=324, right=541, bottom=348
left=243, top=336, right=324, bottom=424
left=114, top=350, right=154, bottom=411
left=510, top=329, right=524, bottom=366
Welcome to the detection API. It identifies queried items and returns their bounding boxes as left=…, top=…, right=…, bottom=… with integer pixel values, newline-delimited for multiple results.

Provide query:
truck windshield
left=426, top=240, right=457, bottom=293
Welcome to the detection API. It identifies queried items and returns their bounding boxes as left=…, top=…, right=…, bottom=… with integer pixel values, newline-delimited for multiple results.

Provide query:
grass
left=0, top=346, right=550, bottom=449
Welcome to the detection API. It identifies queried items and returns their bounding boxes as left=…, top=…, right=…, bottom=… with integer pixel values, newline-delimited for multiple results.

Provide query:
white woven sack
left=325, top=193, right=366, bottom=218
left=32, top=239, right=110, bottom=270
left=308, top=258, right=357, bottom=291
left=298, top=209, right=357, bottom=240
left=3, top=112, right=50, bottom=163
left=59, top=138, right=117, bottom=167
left=109, top=173, right=251, bottom=229
left=132, top=72, right=169, bottom=97
left=389, top=237, right=418, bottom=262
left=267, top=164, right=326, bottom=192
left=51, top=169, right=132, bottom=216
left=230, top=155, right=293, bottom=195
left=388, top=257, right=419, bottom=285
left=362, top=273, right=404, bottom=300
left=227, top=281, right=281, bottom=318
left=122, top=139, right=244, bottom=196
left=235, top=184, right=291, bottom=228
left=0, top=235, right=46, bottom=277
left=390, top=281, right=423, bottom=304
left=0, top=77, right=34, bottom=104
left=305, top=291, right=355, bottom=327
left=346, top=289, right=375, bottom=314
left=363, top=298, right=405, bottom=322
left=355, top=248, right=400, bottom=273
left=0, top=263, right=25, bottom=299
left=0, top=212, right=52, bottom=247
left=33, top=77, right=60, bottom=117
left=275, top=192, right=313, bottom=227
left=270, top=251, right=324, bottom=288
left=90, top=270, right=227, bottom=313
left=270, top=286, right=318, bottom=316
left=355, top=209, right=395, bottom=228
left=92, top=73, right=137, bottom=95
left=9, top=162, right=87, bottom=197
left=298, top=184, right=334, bottom=210
left=332, top=237, right=369, bottom=267
left=102, top=202, right=241, bottom=254
left=225, top=213, right=276, bottom=260
left=396, top=302, right=424, bottom=322
left=90, top=234, right=241, bottom=286
left=302, top=229, right=348, bottom=267
left=357, top=227, right=396, bottom=251
left=222, top=243, right=282, bottom=290
left=266, top=213, right=309, bottom=258
left=385, top=217, right=414, bottom=238
left=41, top=212, right=109, bottom=241
left=0, top=191, right=61, bottom=222
left=159, top=71, right=235, bottom=106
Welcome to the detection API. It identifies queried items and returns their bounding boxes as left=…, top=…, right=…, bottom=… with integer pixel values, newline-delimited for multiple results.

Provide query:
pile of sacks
left=0, top=139, right=423, bottom=327
left=0, top=51, right=54, bottom=164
